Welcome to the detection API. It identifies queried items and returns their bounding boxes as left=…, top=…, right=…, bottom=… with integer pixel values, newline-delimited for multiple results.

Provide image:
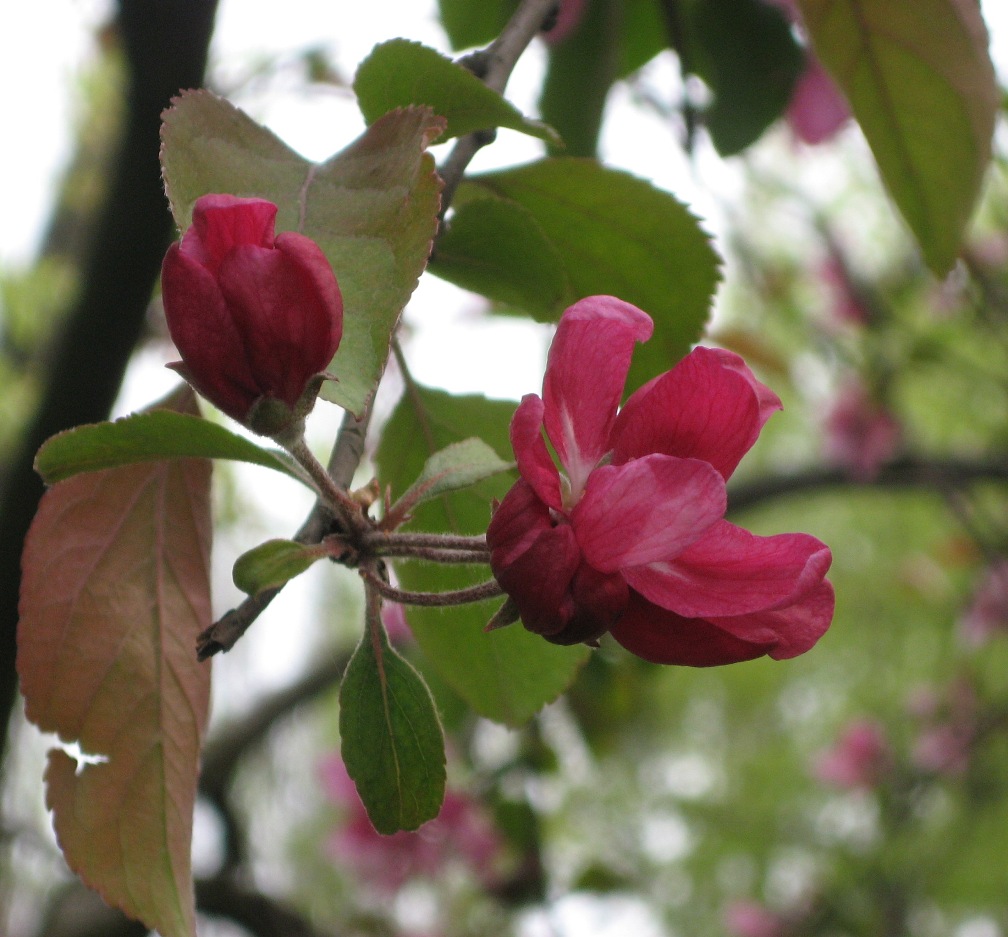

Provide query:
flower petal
left=571, top=455, right=726, bottom=573
left=487, top=481, right=582, bottom=637
left=184, top=195, right=278, bottom=270
left=624, top=520, right=832, bottom=618
left=543, top=296, right=653, bottom=497
left=217, top=244, right=339, bottom=405
left=161, top=244, right=260, bottom=420
left=275, top=231, right=343, bottom=364
left=510, top=395, right=562, bottom=510
left=706, top=577, right=835, bottom=659
left=612, top=346, right=782, bottom=480
left=609, top=593, right=774, bottom=666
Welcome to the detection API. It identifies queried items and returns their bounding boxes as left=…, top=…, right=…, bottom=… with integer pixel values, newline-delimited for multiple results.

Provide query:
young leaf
left=355, top=39, right=559, bottom=143
left=17, top=447, right=212, bottom=937
left=35, top=405, right=302, bottom=484
left=437, top=0, right=514, bottom=49
left=432, top=158, right=720, bottom=388
left=388, top=437, right=513, bottom=524
left=232, top=538, right=335, bottom=595
left=160, top=91, right=445, bottom=416
left=798, top=0, right=998, bottom=275
left=374, top=385, right=588, bottom=726
left=339, top=616, right=446, bottom=834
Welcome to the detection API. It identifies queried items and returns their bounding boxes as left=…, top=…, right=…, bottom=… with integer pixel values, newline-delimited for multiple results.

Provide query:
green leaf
left=374, top=385, right=588, bottom=726
left=688, top=0, right=804, bottom=155
left=539, top=0, right=621, bottom=157
left=437, top=0, right=515, bottom=49
left=18, top=395, right=212, bottom=937
left=798, top=0, right=998, bottom=275
left=339, top=621, right=446, bottom=834
left=35, top=405, right=301, bottom=485
left=390, top=437, right=513, bottom=521
left=232, top=539, right=333, bottom=595
left=160, top=91, right=444, bottom=416
left=433, top=158, right=720, bottom=385
left=433, top=197, right=572, bottom=316
left=354, top=39, right=559, bottom=144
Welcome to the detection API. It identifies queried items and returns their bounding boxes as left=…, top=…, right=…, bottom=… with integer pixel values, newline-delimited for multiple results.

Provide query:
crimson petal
left=542, top=296, right=652, bottom=498
left=624, top=520, right=832, bottom=618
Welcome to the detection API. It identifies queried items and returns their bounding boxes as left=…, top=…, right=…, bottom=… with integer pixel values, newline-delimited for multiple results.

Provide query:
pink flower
left=909, top=680, right=978, bottom=777
left=724, top=900, right=791, bottom=937
left=786, top=55, right=850, bottom=145
left=823, top=380, right=902, bottom=480
left=812, top=719, right=893, bottom=790
left=958, top=561, right=1008, bottom=646
left=161, top=194, right=342, bottom=437
left=486, top=296, right=834, bottom=666
left=542, top=0, right=587, bottom=43
left=318, top=755, right=501, bottom=893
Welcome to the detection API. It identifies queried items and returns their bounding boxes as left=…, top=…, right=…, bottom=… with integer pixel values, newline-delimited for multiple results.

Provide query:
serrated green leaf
left=339, top=621, right=445, bottom=834
left=798, top=0, right=997, bottom=274
left=355, top=39, right=559, bottom=144
left=391, top=437, right=513, bottom=519
left=160, top=91, right=444, bottom=416
left=35, top=405, right=301, bottom=485
left=374, top=385, right=588, bottom=726
left=689, top=0, right=803, bottom=155
left=433, top=196, right=572, bottom=317
left=232, top=539, right=332, bottom=595
left=434, top=158, right=720, bottom=386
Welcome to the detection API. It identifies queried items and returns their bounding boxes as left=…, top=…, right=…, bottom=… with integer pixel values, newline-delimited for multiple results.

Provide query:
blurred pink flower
left=823, top=380, right=902, bottom=480
left=381, top=599, right=413, bottom=645
left=958, top=561, right=1008, bottom=647
left=812, top=719, right=893, bottom=790
left=819, top=254, right=871, bottom=327
left=724, top=900, right=790, bottom=937
left=318, top=754, right=501, bottom=893
left=542, top=0, right=587, bottom=43
left=909, top=680, right=978, bottom=777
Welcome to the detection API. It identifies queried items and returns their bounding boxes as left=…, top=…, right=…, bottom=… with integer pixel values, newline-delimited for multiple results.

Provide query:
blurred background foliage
left=3, top=2, right=1008, bottom=936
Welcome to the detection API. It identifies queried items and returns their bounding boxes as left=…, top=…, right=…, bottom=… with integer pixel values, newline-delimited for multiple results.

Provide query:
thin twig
left=364, top=531, right=489, bottom=553
left=360, top=567, right=504, bottom=607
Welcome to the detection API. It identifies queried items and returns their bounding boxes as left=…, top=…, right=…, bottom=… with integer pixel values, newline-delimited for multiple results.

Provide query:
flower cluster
left=487, top=296, right=834, bottom=666
left=161, top=194, right=343, bottom=438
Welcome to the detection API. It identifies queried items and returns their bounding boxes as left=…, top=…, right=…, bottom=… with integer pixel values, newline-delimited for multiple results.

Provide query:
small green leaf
left=689, top=0, right=804, bottom=155
left=798, top=0, right=998, bottom=274
left=339, top=622, right=446, bottom=834
left=160, top=92, right=444, bottom=416
left=35, top=408, right=302, bottom=485
left=391, top=437, right=514, bottom=519
left=232, top=539, right=333, bottom=595
left=355, top=39, right=559, bottom=144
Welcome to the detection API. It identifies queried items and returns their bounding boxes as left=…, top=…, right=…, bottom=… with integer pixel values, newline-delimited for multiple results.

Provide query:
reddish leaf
left=17, top=398, right=212, bottom=937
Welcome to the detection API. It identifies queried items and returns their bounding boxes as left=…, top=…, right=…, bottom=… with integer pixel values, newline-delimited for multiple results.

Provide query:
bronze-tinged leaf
left=17, top=448, right=212, bottom=937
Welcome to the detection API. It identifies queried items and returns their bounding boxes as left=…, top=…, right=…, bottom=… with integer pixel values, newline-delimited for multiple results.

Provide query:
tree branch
left=727, top=455, right=1008, bottom=515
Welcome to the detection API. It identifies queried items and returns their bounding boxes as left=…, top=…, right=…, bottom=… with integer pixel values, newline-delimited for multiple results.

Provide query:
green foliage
left=437, top=0, right=515, bottom=49
left=798, top=0, right=999, bottom=274
left=34, top=401, right=303, bottom=485
left=687, top=0, right=804, bottom=155
left=354, top=39, right=559, bottom=143
left=375, top=384, right=589, bottom=725
left=160, top=91, right=444, bottom=416
left=232, top=538, right=334, bottom=595
left=435, top=158, right=720, bottom=387
left=338, top=617, right=446, bottom=833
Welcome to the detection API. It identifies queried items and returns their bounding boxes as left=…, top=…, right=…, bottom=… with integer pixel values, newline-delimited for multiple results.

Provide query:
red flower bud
left=161, top=194, right=343, bottom=436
